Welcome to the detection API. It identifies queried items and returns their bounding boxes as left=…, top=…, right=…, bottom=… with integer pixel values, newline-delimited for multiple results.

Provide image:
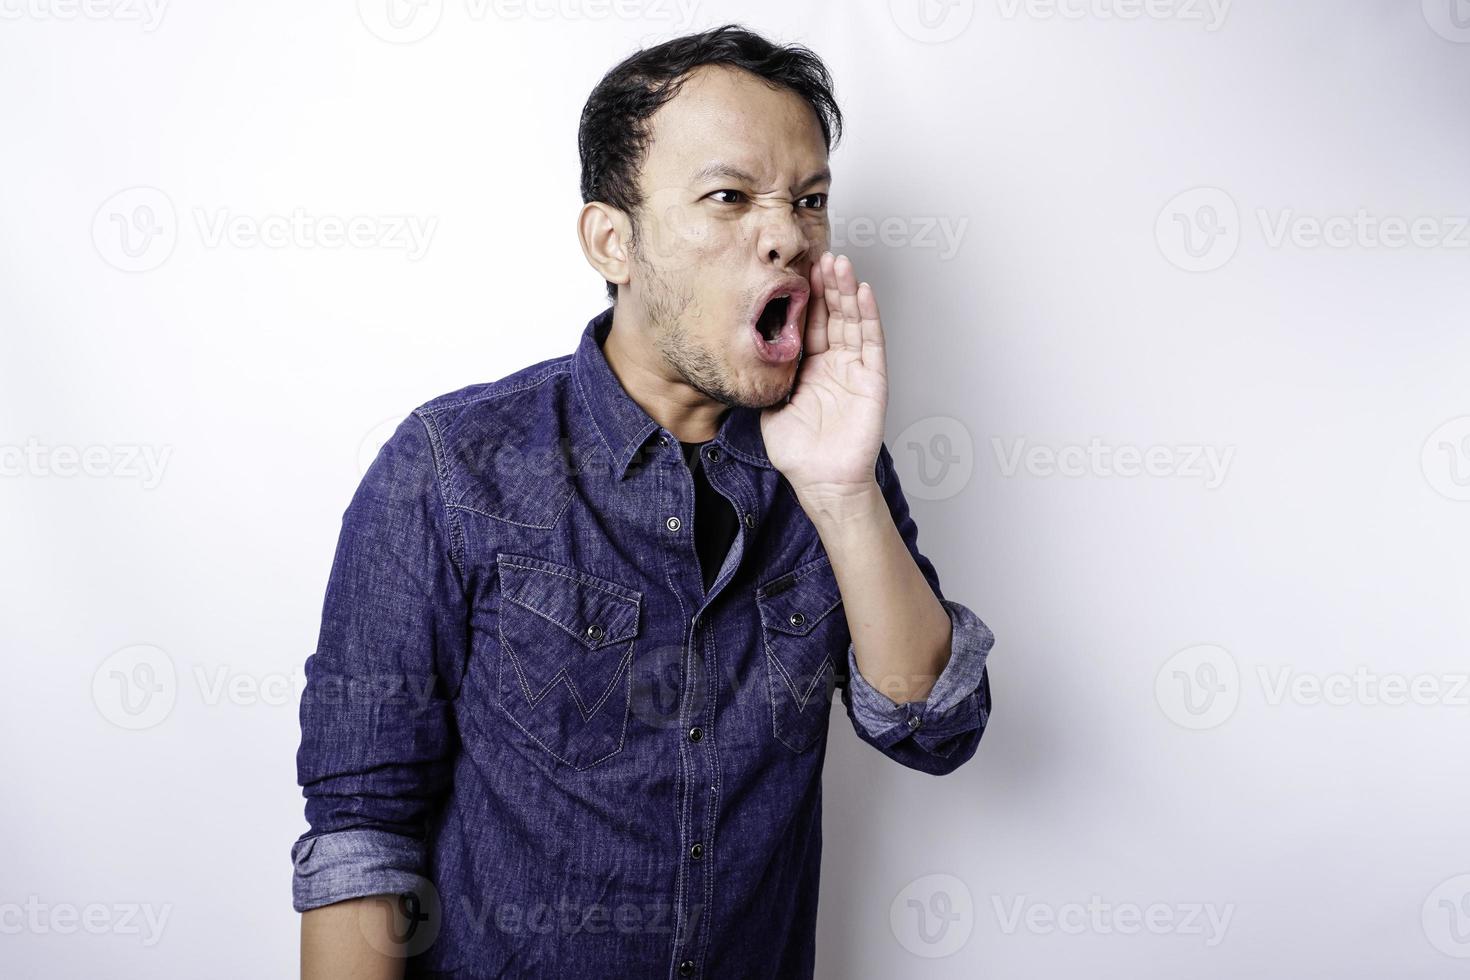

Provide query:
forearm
left=301, top=896, right=407, bottom=980
left=799, top=481, right=953, bottom=705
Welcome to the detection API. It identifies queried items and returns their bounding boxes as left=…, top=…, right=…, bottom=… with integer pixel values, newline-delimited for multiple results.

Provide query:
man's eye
left=708, top=189, right=746, bottom=204
left=798, top=193, right=828, bottom=210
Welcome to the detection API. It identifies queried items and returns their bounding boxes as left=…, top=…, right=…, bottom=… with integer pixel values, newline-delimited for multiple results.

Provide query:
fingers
left=816, top=252, right=883, bottom=368
left=805, top=253, right=830, bottom=355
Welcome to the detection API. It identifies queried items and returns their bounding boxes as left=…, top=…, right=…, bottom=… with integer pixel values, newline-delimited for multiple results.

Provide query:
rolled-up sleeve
left=292, top=410, right=467, bottom=913
left=839, top=441, right=996, bottom=775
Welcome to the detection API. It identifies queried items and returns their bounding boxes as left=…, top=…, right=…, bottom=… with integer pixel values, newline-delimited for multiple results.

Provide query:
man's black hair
left=578, top=23, right=843, bottom=303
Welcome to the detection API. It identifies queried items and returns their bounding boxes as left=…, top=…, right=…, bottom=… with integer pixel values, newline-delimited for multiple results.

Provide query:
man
left=294, top=23, right=995, bottom=979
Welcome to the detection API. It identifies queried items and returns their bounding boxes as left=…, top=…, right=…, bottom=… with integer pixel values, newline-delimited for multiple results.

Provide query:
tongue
left=756, top=297, right=789, bottom=340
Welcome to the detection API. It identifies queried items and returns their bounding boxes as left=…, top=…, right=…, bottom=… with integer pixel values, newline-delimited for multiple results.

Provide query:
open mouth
left=748, top=282, right=808, bottom=364
left=756, top=295, right=790, bottom=342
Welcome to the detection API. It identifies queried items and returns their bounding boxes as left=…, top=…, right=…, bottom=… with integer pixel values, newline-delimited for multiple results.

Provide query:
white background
left=3, top=1, right=1469, bottom=976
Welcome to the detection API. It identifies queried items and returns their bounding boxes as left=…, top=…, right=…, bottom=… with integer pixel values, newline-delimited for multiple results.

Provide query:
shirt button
left=688, top=726, right=703, bottom=742
left=743, top=511, right=755, bottom=529
left=690, top=842, right=704, bottom=860
left=658, top=435, right=669, bottom=446
left=585, top=623, right=604, bottom=642
left=678, top=961, right=695, bottom=976
left=907, top=715, right=922, bottom=731
left=666, top=516, right=682, bottom=532
left=705, top=447, right=721, bottom=463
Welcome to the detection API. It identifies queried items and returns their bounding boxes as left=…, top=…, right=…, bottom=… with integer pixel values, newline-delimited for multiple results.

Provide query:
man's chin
left=733, top=374, right=797, bottom=411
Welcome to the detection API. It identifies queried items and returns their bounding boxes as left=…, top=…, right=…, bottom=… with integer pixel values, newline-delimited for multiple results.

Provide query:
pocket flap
left=496, top=554, right=641, bottom=649
left=756, top=555, right=844, bottom=636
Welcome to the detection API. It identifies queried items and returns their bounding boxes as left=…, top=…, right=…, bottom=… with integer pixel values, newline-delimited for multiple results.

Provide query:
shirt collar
left=571, top=306, right=774, bottom=481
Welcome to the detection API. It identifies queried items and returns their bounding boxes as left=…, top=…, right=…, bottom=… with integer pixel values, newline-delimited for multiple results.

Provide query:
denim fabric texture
left=293, top=306, right=996, bottom=978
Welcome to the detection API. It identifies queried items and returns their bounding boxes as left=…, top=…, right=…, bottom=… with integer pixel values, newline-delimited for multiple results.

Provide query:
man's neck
left=605, top=301, right=731, bottom=443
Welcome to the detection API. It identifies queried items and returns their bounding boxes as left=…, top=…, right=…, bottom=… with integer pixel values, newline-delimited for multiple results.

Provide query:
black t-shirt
left=679, top=439, right=739, bottom=594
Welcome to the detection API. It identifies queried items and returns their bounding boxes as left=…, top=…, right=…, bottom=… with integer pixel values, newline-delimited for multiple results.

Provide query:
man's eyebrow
left=689, top=163, right=832, bottom=191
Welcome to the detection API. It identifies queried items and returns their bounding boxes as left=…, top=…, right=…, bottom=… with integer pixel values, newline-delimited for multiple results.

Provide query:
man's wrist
left=793, top=478, right=885, bottom=531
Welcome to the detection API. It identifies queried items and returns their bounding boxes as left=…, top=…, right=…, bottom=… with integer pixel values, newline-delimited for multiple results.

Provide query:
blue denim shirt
left=292, top=306, right=995, bottom=978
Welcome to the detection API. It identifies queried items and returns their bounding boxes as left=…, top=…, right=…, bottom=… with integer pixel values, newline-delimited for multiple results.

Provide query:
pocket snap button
left=788, top=612, right=806, bottom=628
left=585, top=623, right=604, bottom=642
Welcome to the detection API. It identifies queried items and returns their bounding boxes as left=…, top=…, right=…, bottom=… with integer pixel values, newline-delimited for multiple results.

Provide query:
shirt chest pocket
left=494, top=553, right=643, bottom=770
left=755, top=554, right=847, bottom=753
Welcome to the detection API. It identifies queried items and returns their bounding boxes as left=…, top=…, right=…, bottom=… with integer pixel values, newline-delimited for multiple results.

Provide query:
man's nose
left=755, top=200, right=812, bottom=268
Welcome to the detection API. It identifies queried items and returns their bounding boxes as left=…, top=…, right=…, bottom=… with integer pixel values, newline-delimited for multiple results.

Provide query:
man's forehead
left=643, top=65, right=828, bottom=177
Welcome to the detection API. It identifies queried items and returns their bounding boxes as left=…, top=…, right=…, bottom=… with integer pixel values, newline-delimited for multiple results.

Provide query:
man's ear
left=577, top=202, right=632, bottom=291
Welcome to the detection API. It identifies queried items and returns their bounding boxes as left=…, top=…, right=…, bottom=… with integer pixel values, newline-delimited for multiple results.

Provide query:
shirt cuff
left=844, top=597, right=995, bottom=745
left=291, top=828, right=429, bottom=913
